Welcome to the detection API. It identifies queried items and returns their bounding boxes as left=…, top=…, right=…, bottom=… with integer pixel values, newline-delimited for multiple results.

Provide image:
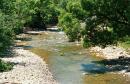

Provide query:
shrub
left=58, top=12, right=81, bottom=42
left=0, top=59, right=13, bottom=72
left=0, top=14, right=14, bottom=52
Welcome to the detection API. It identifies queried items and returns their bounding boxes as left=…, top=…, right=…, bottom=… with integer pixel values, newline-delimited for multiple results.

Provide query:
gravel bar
left=0, top=49, right=58, bottom=84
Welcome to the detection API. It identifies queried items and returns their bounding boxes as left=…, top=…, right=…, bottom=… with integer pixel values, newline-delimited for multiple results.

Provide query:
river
left=26, top=30, right=130, bottom=84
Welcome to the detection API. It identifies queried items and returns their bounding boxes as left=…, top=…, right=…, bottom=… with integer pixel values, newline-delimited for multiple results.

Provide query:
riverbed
left=27, top=31, right=130, bottom=84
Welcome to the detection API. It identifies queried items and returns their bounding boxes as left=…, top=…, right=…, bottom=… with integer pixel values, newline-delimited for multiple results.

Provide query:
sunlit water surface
left=27, top=31, right=130, bottom=84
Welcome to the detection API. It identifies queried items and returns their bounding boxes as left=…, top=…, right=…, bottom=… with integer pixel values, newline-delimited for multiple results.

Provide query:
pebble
left=0, top=49, right=58, bottom=84
left=90, top=46, right=130, bottom=76
left=90, top=46, right=129, bottom=59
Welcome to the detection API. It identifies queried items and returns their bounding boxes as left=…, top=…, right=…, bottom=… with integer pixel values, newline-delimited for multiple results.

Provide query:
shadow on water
left=27, top=31, right=130, bottom=84
left=81, top=63, right=107, bottom=74
left=82, top=57, right=130, bottom=84
left=81, top=57, right=130, bottom=74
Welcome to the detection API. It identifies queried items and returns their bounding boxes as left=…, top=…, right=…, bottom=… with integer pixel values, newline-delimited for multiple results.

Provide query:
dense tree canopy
left=1, top=0, right=130, bottom=52
left=81, top=0, right=130, bottom=47
left=58, top=12, right=81, bottom=42
left=58, top=0, right=86, bottom=42
left=27, top=0, right=60, bottom=29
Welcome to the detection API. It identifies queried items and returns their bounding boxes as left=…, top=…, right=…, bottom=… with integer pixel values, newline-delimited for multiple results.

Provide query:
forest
left=0, top=0, right=130, bottom=51
left=0, top=0, right=130, bottom=53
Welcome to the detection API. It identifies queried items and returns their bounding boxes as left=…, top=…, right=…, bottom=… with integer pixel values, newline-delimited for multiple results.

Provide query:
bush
left=58, top=12, right=81, bottom=42
left=0, top=14, right=15, bottom=52
left=82, top=30, right=118, bottom=48
left=0, top=59, right=13, bottom=72
left=66, top=1, right=86, bottom=21
left=0, top=28, right=14, bottom=52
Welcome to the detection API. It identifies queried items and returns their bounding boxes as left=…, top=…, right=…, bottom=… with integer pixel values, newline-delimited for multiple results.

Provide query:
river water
left=26, top=31, right=130, bottom=84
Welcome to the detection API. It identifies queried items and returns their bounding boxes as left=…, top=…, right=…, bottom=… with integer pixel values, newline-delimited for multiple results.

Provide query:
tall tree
left=27, top=0, right=60, bottom=30
left=0, top=0, right=34, bottom=51
left=81, top=0, right=130, bottom=47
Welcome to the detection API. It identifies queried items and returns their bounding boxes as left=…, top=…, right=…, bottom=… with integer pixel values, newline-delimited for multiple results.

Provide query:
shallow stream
left=27, top=31, right=130, bottom=84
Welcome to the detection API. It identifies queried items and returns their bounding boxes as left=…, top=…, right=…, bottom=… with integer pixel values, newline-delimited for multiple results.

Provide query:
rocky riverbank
left=89, top=46, right=130, bottom=76
left=0, top=48, right=57, bottom=84
left=89, top=46, right=130, bottom=59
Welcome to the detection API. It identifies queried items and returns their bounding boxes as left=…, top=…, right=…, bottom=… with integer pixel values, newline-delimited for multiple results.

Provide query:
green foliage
left=0, top=0, right=33, bottom=52
left=57, top=0, right=88, bottom=42
left=0, top=0, right=62, bottom=52
left=2, top=0, right=129, bottom=49
left=58, top=12, right=81, bottom=42
left=0, top=14, right=14, bottom=51
left=0, top=28, right=14, bottom=51
left=44, top=4, right=60, bottom=25
left=66, top=1, right=86, bottom=21
left=0, top=59, right=13, bottom=72
left=81, top=0, right=130, bottom=47
left=58, top=0, right=68, bottom=10
left=26, top=0, right=60, bottom=29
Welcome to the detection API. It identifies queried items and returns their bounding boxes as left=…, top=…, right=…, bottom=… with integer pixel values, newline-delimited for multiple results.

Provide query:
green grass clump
left=0, top=59, right=13, bottom=72
left=119, top=37, right=130, bottom=49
